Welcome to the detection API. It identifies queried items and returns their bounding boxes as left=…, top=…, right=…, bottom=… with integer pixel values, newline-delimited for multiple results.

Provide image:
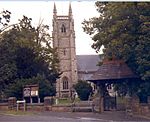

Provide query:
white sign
left=23, top=88, right=30, bottom=97
left=31, top=90, right=38, bottom=96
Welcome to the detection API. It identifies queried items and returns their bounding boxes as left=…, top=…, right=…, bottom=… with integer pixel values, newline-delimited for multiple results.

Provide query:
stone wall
left=127, top=96, right=150, bottom=118
left=0, top=103, right=8, bottom=111
left=26, top=103, right=44, bottom=111
left=0, top=103, right=72, bottom=112
left=52, top=105, right=71, bottom=112
left=0, top=97, right=71, bottom=112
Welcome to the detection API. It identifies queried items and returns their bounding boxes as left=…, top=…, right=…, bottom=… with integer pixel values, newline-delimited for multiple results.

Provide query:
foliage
left=82, top=2, right=150, bottom=98
left=0, top=15, right=60, bottom=99
left=0, top=29, right=17, bottom=95
left=73, top=80, right=92, bottom=101
left=0, top=10, right=11, bottom=33
left=5, top=74, right=56, bottom=101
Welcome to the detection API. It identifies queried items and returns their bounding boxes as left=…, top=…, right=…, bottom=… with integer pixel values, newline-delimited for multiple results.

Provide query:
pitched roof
left=89, top=59, right=137, bottom=82
left=76, top=55, right=100, bottom=72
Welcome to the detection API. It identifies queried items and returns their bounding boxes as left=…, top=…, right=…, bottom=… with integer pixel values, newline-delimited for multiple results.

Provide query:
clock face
left=23, top=88, right=31, bottom=97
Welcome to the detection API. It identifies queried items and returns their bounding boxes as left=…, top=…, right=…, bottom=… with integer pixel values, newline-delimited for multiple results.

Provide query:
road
left=0, top=111, right=150, bottom=122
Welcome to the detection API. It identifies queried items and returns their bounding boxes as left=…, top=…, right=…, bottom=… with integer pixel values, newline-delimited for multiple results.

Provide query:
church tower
left=52, top=3, right=78, bottom=98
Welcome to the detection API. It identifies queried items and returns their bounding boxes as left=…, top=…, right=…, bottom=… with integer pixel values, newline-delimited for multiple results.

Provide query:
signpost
left=16, top=100, right=26, bottom=111
left=23, top=84, right=40, bottom=103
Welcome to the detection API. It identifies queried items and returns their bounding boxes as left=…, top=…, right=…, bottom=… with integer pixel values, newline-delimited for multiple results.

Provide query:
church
left=52, top=3, right=99, bottom=98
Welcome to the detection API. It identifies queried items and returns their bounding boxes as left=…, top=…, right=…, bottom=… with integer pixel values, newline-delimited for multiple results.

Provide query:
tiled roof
left=89, top=59, right=137, bottom=82
left=76, top=55, right=100, bottom=72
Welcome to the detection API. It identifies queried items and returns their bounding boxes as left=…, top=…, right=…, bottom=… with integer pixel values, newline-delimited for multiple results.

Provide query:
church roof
left=76, top=55, right=100, bottom=72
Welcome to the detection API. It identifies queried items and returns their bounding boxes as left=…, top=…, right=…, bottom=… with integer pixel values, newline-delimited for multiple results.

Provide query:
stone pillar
left=97, top=83, right=105, bottom=113
left=92, top=97, right=99, bottom=113
left=125, top=95, right=132, bottom=115
left=99, top=96, right=104, bottom=113
left=131, top=96, right=140, bottom=114
left=8, top=97, right=16, bottom=110
left=125, top=95, right=132, bottom=109
left=44, top=97, right=55, bottom=111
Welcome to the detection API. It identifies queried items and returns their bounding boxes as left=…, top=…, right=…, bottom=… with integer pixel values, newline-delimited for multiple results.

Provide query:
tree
left=82, top=2, right=150, bottom=99
left=0, top=15, right=60, bottom=99
left=0, top=28, right=17, bottom=97
left=0, top=10, right=11, bottom=33
left=73, top=80, right=92, bottom=101
left=5, top=74, right=56, bottom=101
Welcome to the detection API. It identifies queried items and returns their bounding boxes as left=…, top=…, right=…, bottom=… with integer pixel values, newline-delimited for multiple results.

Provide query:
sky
left=0, top=1, right=100, bottom=55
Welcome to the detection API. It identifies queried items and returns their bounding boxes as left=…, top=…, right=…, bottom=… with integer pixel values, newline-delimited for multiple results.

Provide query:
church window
left=61, top=24, right=66, bottom=33
left=62, top=77, right=69, bottom=90
left=63, top=49, right=66, bottom=55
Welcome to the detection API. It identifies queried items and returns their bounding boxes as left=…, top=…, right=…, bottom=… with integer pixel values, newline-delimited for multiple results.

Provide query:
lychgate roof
left=89, top=59, right=137, bottom=82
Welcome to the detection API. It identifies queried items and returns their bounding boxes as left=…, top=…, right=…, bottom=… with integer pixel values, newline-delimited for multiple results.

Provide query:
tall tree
left=0, top=30, right=17, bottom=95
left=0, top=10, right=11, bottom=33
left=82, top=2, right=150, bottom=98
left=0, top=15, right=60, bottom=99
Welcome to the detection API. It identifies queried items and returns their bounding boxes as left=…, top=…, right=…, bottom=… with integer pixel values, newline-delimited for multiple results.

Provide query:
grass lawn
left=57, top=98, right=80, bottom=105
left=0, top=110, right=38, bottom=116
left=57, top=98, right=71, bottom=104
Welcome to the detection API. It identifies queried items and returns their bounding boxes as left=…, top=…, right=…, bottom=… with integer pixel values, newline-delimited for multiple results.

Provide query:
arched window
left=61, top=24, right=66, bottom=33
left=63, top=48, right=66, bottom=55
left=62, top=77, right=68, bottom=90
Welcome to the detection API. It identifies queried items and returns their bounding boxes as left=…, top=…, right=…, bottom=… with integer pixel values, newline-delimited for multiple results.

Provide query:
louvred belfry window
left=61, top=24, right=66, bottom=33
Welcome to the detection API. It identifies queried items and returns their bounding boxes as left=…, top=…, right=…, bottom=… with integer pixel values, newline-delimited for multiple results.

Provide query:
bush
left=73, top=80, right=92, bottom=101
left=4, top=74, right=56, bottom=102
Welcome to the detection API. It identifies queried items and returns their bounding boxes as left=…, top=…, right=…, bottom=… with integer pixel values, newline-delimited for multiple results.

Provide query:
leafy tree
left=82, top=2, right=150, bottom=99
left=0, top=29, right=17, bottom=97
left=73, top=80, right=92, bottom=101
left=0, top=10, right=12, bottom=33
left=5, top=74, right=56, bottom=101
left=0, top=15, right=60, bottom=100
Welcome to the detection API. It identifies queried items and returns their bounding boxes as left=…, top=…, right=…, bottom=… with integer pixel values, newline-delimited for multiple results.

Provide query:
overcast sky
left=0, top=1, right=100, bottom=55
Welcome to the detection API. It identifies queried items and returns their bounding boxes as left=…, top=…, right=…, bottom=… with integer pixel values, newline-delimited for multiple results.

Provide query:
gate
left=104, top=96, right=117, bottom=111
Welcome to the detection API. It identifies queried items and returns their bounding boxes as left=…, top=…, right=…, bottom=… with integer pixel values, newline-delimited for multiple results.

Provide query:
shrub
left=73, top=80, right=92, bottom=101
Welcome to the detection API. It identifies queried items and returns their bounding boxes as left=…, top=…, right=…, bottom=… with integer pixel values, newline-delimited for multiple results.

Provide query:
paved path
left=0, top=111, right=150, bottom=122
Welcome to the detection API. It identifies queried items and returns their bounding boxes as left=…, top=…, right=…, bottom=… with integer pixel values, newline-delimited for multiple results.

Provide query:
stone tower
left=52, top=3, right=78, bottom=98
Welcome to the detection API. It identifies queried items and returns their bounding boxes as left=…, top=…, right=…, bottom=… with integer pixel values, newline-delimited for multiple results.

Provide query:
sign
left=31, top=86, right=38, bottom=96
left=23, top=84, right=39, bottom=97
left=23, top=88, right=31, bottom=97
left=31, top=90, right=38, bottom=96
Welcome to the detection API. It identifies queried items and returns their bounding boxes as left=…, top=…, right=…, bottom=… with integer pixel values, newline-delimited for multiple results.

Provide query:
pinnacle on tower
left=53, top=2, right=57, bottom=15
left=69, top=3, right=72, bottom=16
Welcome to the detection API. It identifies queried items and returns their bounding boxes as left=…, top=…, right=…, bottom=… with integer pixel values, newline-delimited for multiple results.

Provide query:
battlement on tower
left=57, top=16, right=69, bottom=20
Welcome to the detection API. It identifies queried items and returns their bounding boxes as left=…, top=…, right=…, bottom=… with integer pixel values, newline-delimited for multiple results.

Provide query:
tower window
left=61, top=24, right=66, bottom=33
left=62, top=77, right=68, bottom=90
left=63, top=49, right=66, bottom=55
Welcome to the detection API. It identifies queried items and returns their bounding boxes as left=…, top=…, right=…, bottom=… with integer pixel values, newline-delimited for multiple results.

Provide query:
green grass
left=0, top=110, right=37, bottom=116
left=56, top=98, right=81, bottom=105
left=57, top=98, right=71, bottom=104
